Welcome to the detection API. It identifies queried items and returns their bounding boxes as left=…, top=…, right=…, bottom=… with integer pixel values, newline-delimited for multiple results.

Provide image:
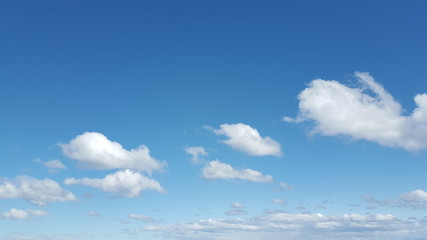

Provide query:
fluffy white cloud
left=284, top=72, right=427, bottom=151
left=0, top=176, right=76, bottom=206
left=202, top=160, right=273, bottom=183
left=213, top=123, right=282, bottom=157
left=128, top=213, right=155, bottom=222
left=184, top=146, right=208, bottom=164
left=0, top=208, right=48, bottom=220
left=60, top=132, right=165, bottom=173
left=64, top=169, right=165, bottom=197
left=133, top=212, right=427, bottom=240
left=400, top=189, right=427, bottom=202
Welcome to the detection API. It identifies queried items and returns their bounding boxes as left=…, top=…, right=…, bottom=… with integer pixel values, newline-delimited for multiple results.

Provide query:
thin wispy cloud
left=201, top=160, right=273, bottom=183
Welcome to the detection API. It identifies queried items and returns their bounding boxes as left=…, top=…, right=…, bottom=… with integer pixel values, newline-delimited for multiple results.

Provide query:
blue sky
left=1, top=1, right=427, bottom=239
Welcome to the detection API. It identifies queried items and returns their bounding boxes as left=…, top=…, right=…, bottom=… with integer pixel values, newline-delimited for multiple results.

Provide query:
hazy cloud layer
left=213, top=123, right=282, bottom=156
left=136, top=212, right=427, bottom=240
left=0, top=208, right=48, bottom=220
left=285, top=72, right=427, bottom=151
left=0, top=176, right=76, bottom=206
left=60, top=132, right=165, bottom=173
left=202, top=160, right=273, bottom=183
left=363, top=189, right=427, bottom=209
left=65, top=169, right=165, bottom=197
left=128, top=213, right=155, bottom=222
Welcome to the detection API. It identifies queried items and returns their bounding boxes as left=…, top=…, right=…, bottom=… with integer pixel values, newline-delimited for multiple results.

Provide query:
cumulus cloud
left=132, top=212, right=427, bottom=240
left=0, top=176, right=76, bottom=206
left=0, top=208, right=48, bottom=220
left=60, top=132, right=165, bottom=173
left=212, top=123, right=282, bottom=157
left=184, top=146, right=208, bottom=164
left=284, top=72, right=427, bottom=151
left=64, top=169, right=165, bottom=197
left=201, top=160, right=273, bottom=183
left=400, top=189, right=427, bottom=203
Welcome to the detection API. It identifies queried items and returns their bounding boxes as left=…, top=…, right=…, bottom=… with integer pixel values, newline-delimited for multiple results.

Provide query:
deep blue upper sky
left=1, top=1, right=427, bottom=240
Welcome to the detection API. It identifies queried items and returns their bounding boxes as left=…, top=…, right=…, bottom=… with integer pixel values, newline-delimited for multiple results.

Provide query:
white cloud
left=225, top=209, right=248, bottom=216
left=363, top=189, right=427, bottom=209
left=279, top=182, right=293, bottom=191
left=45, top=160, right=67, bottom=171
left=231, top=202, right=245, bottom=209
left=0, top=176, right=77, bottom=206
left=285, top=72, right=427, bottom=151
left=132, top=212, right=427, bottom=240
left=400, top=189, right=427, bottom=202
left=60, top=132, right=165, bottom=173
left=213, top=123, right=282, bottom=157
left=272, top=198, right=287, bottom=205
left=35, top=159, right=67, bottom=173
left=86, top=211, right=101, bottom=217
left=64, top=169, right=165, bottom=197
left=201, top=160, right=273, bottom=183
left=184, top=146, right=208, bottom=164
left=1, top=208, right=48, bottom=220
left=128, top=213, right=155, bottom=222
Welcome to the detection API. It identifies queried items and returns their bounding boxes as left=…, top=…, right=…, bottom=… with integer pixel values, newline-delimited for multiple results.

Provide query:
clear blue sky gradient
left=1, top=1, right=427, bottom=239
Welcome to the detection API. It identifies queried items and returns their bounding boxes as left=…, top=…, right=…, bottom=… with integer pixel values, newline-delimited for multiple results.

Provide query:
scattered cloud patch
left=231, top=202, right=245, bottom=209
left=362, top=189, right=427, bottom=209
left=34, top=159, right=67, bottom=173
left=400, top=189, right=427, bottom=202
left=184, top=146, right=208, bottom=164
left=278, top=182, right=293, bottom=191
left=128, top=213, right=155, bottom=222
left=0, top=176, right=76, bottom=206
left=60, top=132, right=165, bottom=173
left=65, top=169, right=165, bottom=198
left=201, top=160, right=273, bottom=183
left=0, top=208, right=48, bottom=220
left=285, top=72, right=427, bottom=151
left=86, top=211, right=101, bottom=217
left=212, top=123, right=282, bottom=157
left=225, top=209, right=248, bottom=216
left=134, top=212, right=427, bottom=240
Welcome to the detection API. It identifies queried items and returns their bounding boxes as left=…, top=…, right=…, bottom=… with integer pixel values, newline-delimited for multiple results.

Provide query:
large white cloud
left=400, top=189, right=427, bottom=202
left=0, top=208, right=48, bottom=220
left=0, top=176, right=76, bottom=206
left=60, top=132, right=166, bottom=173
left=213, top=123, right=282, bottom=157
left=202, top=160, right=273, bottom=183
left=132, top=212, right=427, bottom=240
left=64, top=169, right=165, bottom=197
left=284, top=72, right=427, bottom=151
